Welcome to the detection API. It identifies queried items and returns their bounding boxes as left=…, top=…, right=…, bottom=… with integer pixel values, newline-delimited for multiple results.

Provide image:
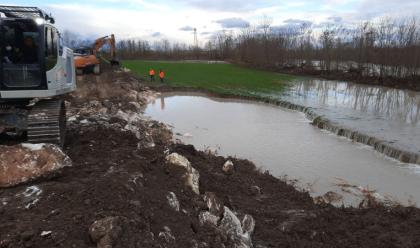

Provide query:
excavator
left=0, top=6, right=76, bottom=147
left=74, top=34, right=119, bottom=75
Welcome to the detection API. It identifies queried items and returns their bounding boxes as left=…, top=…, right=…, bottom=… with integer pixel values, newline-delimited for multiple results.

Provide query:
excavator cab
left=0, top=6, right=76, bottom=146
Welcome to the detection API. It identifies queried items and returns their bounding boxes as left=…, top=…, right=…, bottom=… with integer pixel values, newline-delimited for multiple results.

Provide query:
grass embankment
left=123, top=60, right=296, bottom=97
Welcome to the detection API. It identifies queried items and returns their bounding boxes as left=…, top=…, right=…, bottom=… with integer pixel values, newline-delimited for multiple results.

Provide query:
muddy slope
left=0, top=70, right=419, bottom=248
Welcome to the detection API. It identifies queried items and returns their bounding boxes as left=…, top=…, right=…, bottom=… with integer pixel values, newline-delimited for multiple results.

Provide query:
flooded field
left=146, top=93, right=420, bottom=206
left=276, top=79, right=420, bottom=158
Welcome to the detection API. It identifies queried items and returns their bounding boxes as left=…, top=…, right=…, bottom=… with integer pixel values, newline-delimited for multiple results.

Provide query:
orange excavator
left=74, top=34, right=119, bottom=75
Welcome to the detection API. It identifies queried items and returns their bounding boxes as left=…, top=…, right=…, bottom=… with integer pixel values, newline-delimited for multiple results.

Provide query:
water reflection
left=160, top=96, right=166, bottom=110
left=285, top=79, right=420, bottom=126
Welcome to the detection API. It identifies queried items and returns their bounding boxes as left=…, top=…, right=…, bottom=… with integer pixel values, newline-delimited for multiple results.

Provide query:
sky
left=3, top=0, right=420, bottom=44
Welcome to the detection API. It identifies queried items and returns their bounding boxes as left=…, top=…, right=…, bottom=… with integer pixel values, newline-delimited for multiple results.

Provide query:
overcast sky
left=4, top=0, right=420, bottom=44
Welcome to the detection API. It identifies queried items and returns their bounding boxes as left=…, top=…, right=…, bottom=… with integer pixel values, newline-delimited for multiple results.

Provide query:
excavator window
left=0, top=19, right=41, bottom=88
left=45, top=26, right=58, bottom=71
left=1, top=22, right=39, bottom=65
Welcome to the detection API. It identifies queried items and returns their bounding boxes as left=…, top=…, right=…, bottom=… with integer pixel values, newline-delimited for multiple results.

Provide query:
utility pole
left=193, top=28, right=198, bottom=48
left=193, top=28, right=199, bottom=59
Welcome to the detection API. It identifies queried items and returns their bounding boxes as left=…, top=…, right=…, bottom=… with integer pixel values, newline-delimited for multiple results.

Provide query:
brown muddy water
left=145, top=93, right=420, bottom=206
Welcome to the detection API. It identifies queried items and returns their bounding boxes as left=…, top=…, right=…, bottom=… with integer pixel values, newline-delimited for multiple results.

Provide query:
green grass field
left=123, top=60, right=296, bottom=97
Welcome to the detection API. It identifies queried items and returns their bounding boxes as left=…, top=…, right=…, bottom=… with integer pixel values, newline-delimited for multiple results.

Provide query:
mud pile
left=0, top=69, right=419, bottom=248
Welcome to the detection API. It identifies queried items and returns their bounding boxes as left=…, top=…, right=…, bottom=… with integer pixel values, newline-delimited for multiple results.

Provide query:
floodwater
left=275, top=79, right=420, bottom=156
left=146, top=93, right=420, bottom=206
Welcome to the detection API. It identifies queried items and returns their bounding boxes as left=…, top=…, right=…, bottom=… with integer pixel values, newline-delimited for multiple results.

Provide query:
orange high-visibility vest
left=149, top=69, right=155, bottom=76
left=159, top=71, right=165, bottom=78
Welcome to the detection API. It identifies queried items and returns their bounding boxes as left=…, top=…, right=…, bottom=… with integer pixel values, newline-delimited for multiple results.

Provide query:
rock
left=166, top=153, right=200, bottom=194
left=127, top=90, right=139, bottom=102
left=199, top=211, right=219, bottom=226
left=323, top=191, right=343, bottom=203
left=166, top=192, right=180, bottom=212
left=16, top=185, right=43, bottom=209
left=128, top=102, right=142, bottom=111
left=314, top=191, right=343, bottom=204
left=241, top=215, right=255, bottom=235
left=103, top=100, right=113, bottom=108
left=0, top=144, right=72, bottom=188
left=158, top=226, right=175, bottom=243
left=89, top=100, right=101, bottom=107
left=219, top=207, right=254, bottom=248
left=250, top=186, right=262, bottom=197
left=98, top=108, right=108, bottom=114
left=186, top=168, right=200, bottom=195
left=89, top=216, right=125, bottom=248
left=116, top=110, right=143, bottom=124
left=166, top=153, right=191, bottom=169
left=204, top=192, right=223, bottom=216
left=68, top=116, right=77, bottom=122
left=40, top=231, right=52, bottom=237
left=222, top=160, right=234, bottom=175
left=219, top=207, right=243, bottom=239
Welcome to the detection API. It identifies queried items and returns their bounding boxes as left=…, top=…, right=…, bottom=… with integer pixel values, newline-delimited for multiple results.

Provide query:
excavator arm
left=93, top=34, right=118, bottom=63
left=74, top=34, right=119, bottom=74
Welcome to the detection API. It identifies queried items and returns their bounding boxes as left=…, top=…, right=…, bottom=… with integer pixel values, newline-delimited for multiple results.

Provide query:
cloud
left=29, top=0, right=420, bottom=46
left=177, top=0, right=263, bottom=12
left=151, top=32, right=162, bottom=37
left=215, top=18, right=250, bottom=28
left=283, top=19, right=313, bottom=26
left=327, top=16, right=343, bottom=23
left=179, top=26, right=195, bottom=31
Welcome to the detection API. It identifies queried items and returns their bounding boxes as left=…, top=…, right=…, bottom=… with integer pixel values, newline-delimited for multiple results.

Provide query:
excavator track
left=27, top=99, right=66, bottom=147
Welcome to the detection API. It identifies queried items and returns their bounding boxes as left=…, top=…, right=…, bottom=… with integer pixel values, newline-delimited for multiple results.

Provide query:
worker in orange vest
left=159, top=69, right=165, bottom=83
left=149, top=68, right=155, bottom=82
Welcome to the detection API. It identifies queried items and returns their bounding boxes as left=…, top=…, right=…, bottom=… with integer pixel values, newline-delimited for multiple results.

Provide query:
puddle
left=146, top=93, right=420, bottom=206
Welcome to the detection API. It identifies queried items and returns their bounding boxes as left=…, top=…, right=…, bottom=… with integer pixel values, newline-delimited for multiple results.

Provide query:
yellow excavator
left=74, top=34, right=119, bottom=75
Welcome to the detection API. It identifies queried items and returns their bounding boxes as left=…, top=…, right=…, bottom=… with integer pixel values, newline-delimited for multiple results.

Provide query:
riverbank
left=1, top=69, right=420, bottom=247
left=240, top=62, right=420, bottom=92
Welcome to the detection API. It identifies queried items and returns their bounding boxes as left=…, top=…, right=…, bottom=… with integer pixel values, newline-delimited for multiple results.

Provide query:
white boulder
left=166, top=192, right=180, bottom=212
left=166, top=153, right=200, bottom=194
left=222, top=160, right=235, bottom=175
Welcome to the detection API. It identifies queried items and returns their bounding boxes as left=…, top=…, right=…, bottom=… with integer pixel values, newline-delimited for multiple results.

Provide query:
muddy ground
left=1, top=68, right=420, bottom=248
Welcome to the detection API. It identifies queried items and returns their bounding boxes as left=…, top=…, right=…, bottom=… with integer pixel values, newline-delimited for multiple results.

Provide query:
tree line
left=65, top=17, right=420, bottom=86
